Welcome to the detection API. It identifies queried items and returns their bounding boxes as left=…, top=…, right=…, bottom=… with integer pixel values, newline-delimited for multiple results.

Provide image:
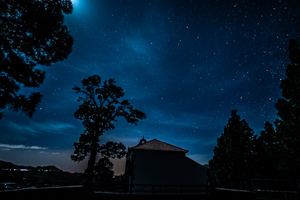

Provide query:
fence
left=251, top=179, right=300, bottom=200
left=94, top=183, right=207, bottom=194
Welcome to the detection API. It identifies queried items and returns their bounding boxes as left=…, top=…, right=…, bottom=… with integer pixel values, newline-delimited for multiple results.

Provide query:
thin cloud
left=8, top=121, right=39, bottom=136
left=39, top=122, right=75, bottom=132
left=0, top=143, right=48, bottom=150
left=7, top=121, right=76, bottom=136
left=147, top=108, right=223, bottom=131
left=124, top=37, right=151, bottom=56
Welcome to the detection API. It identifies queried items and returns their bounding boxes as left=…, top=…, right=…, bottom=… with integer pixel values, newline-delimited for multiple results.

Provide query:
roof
left=130, top=139, right=189, bottom=153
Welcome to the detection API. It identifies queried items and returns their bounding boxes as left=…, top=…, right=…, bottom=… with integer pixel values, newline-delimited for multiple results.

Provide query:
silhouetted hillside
left=0, top=160, right=83, bottom=187
left=0, top=160, right=18, bottom=168
left=0, top=160, right=62, bottom=172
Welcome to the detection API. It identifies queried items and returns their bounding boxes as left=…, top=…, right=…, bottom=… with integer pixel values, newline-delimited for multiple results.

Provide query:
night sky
left=0, top=0, right=299, bottom=174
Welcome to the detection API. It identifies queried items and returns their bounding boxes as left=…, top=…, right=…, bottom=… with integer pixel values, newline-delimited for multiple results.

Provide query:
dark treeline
left=209, top=39, right=300, bottom=190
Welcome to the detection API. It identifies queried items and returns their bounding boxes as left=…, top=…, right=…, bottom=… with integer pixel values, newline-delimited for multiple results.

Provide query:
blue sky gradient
left=0, top=0, right=299, bottom=174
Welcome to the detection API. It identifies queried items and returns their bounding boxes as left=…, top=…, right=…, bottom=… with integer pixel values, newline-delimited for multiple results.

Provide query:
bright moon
left=70, top=0, right=80, bottom=9
left=71, top=0, right=77, bottom=6
left=69, top=0, right=87, bottom=15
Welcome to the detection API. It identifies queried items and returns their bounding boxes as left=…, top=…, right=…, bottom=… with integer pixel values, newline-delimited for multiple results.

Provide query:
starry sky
left=0, top=0, right=299, bottom=174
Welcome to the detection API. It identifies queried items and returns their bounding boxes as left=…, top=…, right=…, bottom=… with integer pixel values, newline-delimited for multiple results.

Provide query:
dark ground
left=3, top=185, right=299, bottom=200
left=0, top=186, right=257, bottom=200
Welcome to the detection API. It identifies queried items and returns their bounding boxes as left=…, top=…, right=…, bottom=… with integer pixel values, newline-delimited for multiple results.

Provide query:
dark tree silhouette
left=209, top=110, right=254, bottom=189
left=0, top=0, right=74, bottom=119
left=274, top=39, right=300, bottom=178
left=71, top=75, right=146, bottom=178
left=99, top=141, right=126, bottom=159
left=252, top=121, right=279, bottom=179
left=94, top=157, right=114, bottom=183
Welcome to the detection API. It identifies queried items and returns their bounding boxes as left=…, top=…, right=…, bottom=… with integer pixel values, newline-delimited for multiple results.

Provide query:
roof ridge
left=131, top=138, right=189, bottom=153
left=152, top=139, right=188, bottom=152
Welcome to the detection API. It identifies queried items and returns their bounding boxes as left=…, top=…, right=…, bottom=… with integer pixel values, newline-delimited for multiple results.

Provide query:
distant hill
left=0, top=160, right=16, bottom=168
left=0, top=160, right=61, bottom=172
left=0, top=160, right=83, bottom=187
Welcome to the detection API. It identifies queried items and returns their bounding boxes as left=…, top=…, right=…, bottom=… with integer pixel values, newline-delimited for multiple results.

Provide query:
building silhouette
left=125, top=138, right=208, bottom=193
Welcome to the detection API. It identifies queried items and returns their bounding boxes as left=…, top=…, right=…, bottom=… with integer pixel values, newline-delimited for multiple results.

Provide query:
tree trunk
left=84, top=133, right=98, bottom=190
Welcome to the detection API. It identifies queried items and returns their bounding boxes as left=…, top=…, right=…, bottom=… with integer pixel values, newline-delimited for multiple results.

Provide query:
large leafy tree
left=209, top=110, right=254, bottom=189
left=0, top=0, right=74, bottom=119
left=274, top=39, right=300, bottom=178
left=71, top=75, right=146, bottom=176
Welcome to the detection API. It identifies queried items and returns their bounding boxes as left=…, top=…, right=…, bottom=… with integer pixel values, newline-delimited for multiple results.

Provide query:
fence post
left=152, top=185, right=155, bottom=194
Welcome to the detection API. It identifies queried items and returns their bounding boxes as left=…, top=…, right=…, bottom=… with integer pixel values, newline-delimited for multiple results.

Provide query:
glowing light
left=69, top=0, right=86, bottom=14
left=70, top=0, right=79, bottom=7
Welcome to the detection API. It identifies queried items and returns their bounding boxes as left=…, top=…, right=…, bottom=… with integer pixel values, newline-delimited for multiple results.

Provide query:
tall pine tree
left=274, top=39, right=300, bottom=179
left=209, top=110, right=254, bottom=189
left=252, top=121, right=279, bottom=179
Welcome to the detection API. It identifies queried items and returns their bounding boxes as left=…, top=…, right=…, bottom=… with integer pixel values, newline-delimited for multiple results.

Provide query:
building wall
left=128, top=150, right=208, bottom=186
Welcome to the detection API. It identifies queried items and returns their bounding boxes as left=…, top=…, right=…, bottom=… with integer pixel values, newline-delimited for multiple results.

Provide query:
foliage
left=209, top=110, right=254, bottom=189
left=94, top=157, right=114, bottom=183
left=71, top=75, right=146, bottom=175
left=210, top=39, right=300, bottom=189
left=252, top=121, right=280, bottom=179
left=99, top=141, right=126, bottom=159
left=274, top=39, right=300, bottom=178
left=0, top=0, right=74, bottom=119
